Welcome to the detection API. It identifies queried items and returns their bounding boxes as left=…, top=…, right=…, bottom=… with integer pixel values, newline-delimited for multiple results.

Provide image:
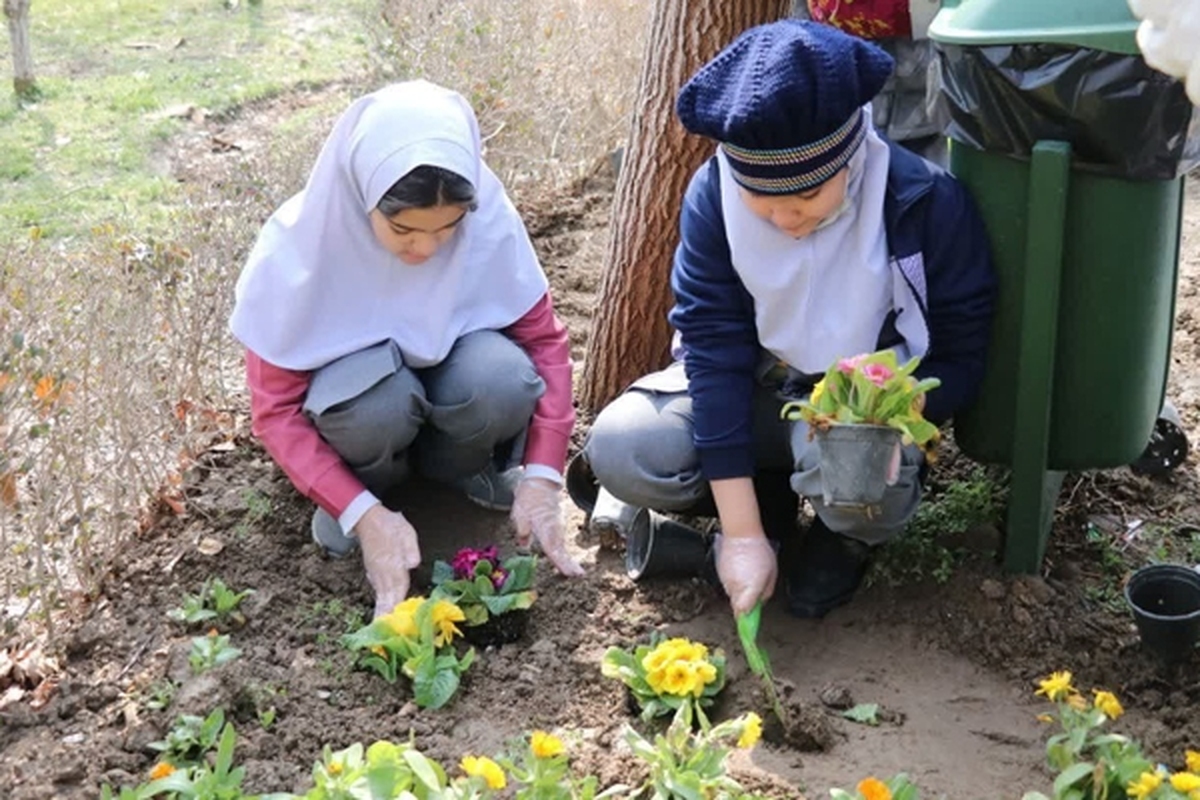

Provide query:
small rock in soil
left=1014, top=576, right=1057, bottom=604
left=817, top=683, right=855, bottom=710
left=85, top=683, right=121, bottom=712
left=528, top=638, right=556, bottom=656
left=173, top=673, right=224, bottom=716
left=53, top=756, right=87, bottom=784
left=1011, top=606, right=1034, bottom=626
left=979, top=578, right=1007, bottom=601
left=398, top=701, right=417, bottom=717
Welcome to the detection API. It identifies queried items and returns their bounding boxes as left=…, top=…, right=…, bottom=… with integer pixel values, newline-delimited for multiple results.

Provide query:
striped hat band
left=720, top=108, right=865, bottom=195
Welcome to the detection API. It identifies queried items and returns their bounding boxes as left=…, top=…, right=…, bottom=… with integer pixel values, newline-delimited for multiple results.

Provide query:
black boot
left=783, top=517, right=872, bottom=619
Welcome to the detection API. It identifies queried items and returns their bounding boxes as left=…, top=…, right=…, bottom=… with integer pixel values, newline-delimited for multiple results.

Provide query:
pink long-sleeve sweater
left=245, top=292, right=575, bottom=520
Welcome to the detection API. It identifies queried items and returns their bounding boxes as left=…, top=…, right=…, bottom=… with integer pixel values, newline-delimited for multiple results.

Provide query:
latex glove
left=715, top=534, right=777, bottom=615
left=354, top=503, right=422, bottom=618
left=511, top=477, right=585, bottom=577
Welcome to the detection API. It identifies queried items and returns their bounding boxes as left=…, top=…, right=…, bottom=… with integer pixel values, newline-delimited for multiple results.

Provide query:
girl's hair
left=376, top=165, right=478, bottom=217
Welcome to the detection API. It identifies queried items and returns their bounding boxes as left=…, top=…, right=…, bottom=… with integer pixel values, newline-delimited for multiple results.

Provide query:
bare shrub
left=0, top=124, right=329, bottom=640
left=372, top=0, right=648, bottom=197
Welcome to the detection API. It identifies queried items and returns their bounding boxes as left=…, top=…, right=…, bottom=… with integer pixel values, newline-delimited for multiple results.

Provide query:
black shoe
left=783, top=518, right=872, bottom=619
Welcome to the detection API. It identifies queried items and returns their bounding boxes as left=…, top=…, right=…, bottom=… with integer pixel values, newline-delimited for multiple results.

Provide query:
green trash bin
left=928, top=0, right=1196, bottom=571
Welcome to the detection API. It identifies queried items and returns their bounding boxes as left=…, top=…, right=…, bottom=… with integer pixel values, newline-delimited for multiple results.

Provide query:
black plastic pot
left=625, top=509, right=712, bottom=582
left=565, top=454, right=599, bottom=515
left=1124, top=564, right=1200, bottom=665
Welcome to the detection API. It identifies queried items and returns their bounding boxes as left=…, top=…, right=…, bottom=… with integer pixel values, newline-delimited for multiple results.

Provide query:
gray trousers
left=582, top=362, right=923, bottom=545
left=302, top=331, right=545, bottom=497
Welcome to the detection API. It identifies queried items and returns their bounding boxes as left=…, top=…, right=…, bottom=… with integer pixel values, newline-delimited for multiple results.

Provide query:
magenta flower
left=490, top=567, right=508, bottom=590
left=836, top=354, right=866, bottom=375
left=862, top=363, right=895, bottom=388
left=450, top=545, right=500, bottom=580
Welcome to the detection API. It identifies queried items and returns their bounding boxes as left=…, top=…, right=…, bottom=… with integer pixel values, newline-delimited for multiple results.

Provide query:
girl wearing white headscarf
left=231, top=80, right=584, bottom=618
left=582, top=21, right=995, bottom=621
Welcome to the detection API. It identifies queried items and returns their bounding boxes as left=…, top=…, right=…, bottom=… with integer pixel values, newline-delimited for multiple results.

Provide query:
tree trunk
left=4, top=0, right=36, bottom=101
left=579, top=0, right=789, bottom=412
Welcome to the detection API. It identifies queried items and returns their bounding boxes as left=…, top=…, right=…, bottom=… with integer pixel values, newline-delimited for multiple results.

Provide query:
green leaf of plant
left=1052, top=762, right=1095, bottom=796
left=842, top=703, right=880, bottom=726
left=431, top=560, right=455, bottom=586
left=501, top=555, right=536, bottom=591
left=402, top=748, right=444, bottom=791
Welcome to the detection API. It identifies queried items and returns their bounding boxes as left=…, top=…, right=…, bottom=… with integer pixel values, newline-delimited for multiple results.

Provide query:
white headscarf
left=230, top=80, right=549, bottom=371
left=717, top=117, right=895, bottom=374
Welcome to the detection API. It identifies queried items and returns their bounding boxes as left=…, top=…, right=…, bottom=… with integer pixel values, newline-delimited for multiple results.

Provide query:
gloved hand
left=511, top=477, right=585, bottom=577
left=715, top=534, right=777, bottom=615
left=353, top=503, right=422, bottom=618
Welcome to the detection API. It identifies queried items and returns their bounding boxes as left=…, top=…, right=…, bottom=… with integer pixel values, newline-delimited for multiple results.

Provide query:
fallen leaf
left=842, top=703, right=881, bottom=726
left=0, top=471, right=17, bottom=508
left=197, top=537, right=225, bottom=556
left=29, top=678, right=58, bottom=710
left=208, top=441, right=236, bottom=453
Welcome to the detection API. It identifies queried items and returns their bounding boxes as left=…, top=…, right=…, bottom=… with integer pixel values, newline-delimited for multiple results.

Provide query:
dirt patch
left=2, top=101, right=1200, bottom=798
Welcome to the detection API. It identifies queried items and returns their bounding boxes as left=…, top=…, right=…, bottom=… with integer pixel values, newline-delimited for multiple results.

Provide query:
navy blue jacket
left=668, top=140, right=997, bottom=480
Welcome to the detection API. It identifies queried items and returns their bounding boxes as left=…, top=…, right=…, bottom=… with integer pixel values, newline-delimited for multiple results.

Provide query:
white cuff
left=523, top=464, right=564, bottom=486
left=338, top=490, right=380, bottom=535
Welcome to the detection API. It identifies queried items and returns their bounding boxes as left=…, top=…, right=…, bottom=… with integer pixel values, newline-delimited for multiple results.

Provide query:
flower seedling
left=736, top=603, right=788, bottom=729
left=501, top=730, right=628, bottom=800
left=781, top=350, right=941, bottom=450
left=167, top=578, right=255, bottom=627
left=343, top=596, right=475, bottom=709
left=600, top=636, right=725, bottom=723
left=188, top=630, right=242, bottom=675
left=309, top=740, right=455, bottom=799
left=623, top=702, right=762, bottom=800
left=431, top=546, right=537, bottom=624
left=148, top=708, right=226, bottom=766
left=1019, top=671, right=1200, bottom=800
left=831, top=775, right=922, bottom=800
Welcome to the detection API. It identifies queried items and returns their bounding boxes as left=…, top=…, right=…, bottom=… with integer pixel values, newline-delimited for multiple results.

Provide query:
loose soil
left=2, top=89, right=1200, bottom=800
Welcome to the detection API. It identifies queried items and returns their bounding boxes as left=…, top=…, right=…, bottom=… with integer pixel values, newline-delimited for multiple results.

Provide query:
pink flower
left=450, top=545, right=500, bottom=580
left=836, top=355, right=867, bottom=375
left=861, top=363, right=894, bottom=387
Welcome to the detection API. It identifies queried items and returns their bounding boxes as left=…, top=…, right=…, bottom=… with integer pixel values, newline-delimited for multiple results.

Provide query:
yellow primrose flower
left=381, top=596, right=424, bottom=638
left=642, top=647, right=674, bottom=675
left=461, top=755, right=506, bottom=790
left=1188, top=751, right=1200, bottom=774
left=1127, top=770, right=1163, bottom=800
left=530, top=730, right=566, bottom=759
left=1066, top=693, right=1088, bottom=711
left=693, top=661, right=718, bottom=695
left=737, top=712, right=762, bottom=749
left=328, top=761, right=344, bottom=776
left=856, top=777, right=893, bottom=800
left=1035, top=671, right=1075, bottom=702
left=661, top=663, right=699, bottom=697
left=149, top=763, right=176, bottom=780
left=430, top=599, right=466, bottom=647
left=1171, top=773, right=1200, bottom=793
left=1093, top=690, right=1123, bottom=719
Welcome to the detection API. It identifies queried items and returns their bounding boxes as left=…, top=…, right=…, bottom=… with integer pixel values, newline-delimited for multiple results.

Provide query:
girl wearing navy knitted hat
left=582, top=20, right=995, bottom=619
left=231, top=81, right=585, bottom=619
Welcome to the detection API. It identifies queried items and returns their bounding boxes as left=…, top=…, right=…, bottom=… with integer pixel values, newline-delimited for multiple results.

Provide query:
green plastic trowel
left=736, top=602, right=789, bottom=728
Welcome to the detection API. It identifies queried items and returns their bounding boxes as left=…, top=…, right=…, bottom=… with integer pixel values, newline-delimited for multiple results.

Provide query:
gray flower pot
left=814, top=423, right=901, bottom=507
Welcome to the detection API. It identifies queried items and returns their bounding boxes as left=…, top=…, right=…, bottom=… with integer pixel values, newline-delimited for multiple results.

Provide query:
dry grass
left=1, top=0, right=647, bottom=643
left=373, top=0, right=647, bottom=198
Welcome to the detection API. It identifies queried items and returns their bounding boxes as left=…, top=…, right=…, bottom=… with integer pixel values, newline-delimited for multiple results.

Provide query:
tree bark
left=4, top=0, right=36, bottom=100
left=579, top=0, right=789, bottom=412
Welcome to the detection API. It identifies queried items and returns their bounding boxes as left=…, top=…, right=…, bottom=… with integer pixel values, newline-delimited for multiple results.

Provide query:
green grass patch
left=867, top=465, right=1004, bottom=588
left=0, top=0, right=372, bottom=240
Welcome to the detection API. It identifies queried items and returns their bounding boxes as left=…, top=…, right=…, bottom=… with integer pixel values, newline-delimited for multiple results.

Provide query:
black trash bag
left=936, top=43, right=1200, bottom=180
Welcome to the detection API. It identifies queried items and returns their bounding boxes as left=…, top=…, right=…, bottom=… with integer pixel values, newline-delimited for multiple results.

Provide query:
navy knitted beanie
left=677, top=19, right=894, bottom=194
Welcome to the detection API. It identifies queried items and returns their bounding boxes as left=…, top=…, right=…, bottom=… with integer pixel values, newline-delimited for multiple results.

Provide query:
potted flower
left=781, top=350, right=940, bottom=507
left=600, top=636, right=726, bottom=724
left=430, top=546, right=537, bottom=648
